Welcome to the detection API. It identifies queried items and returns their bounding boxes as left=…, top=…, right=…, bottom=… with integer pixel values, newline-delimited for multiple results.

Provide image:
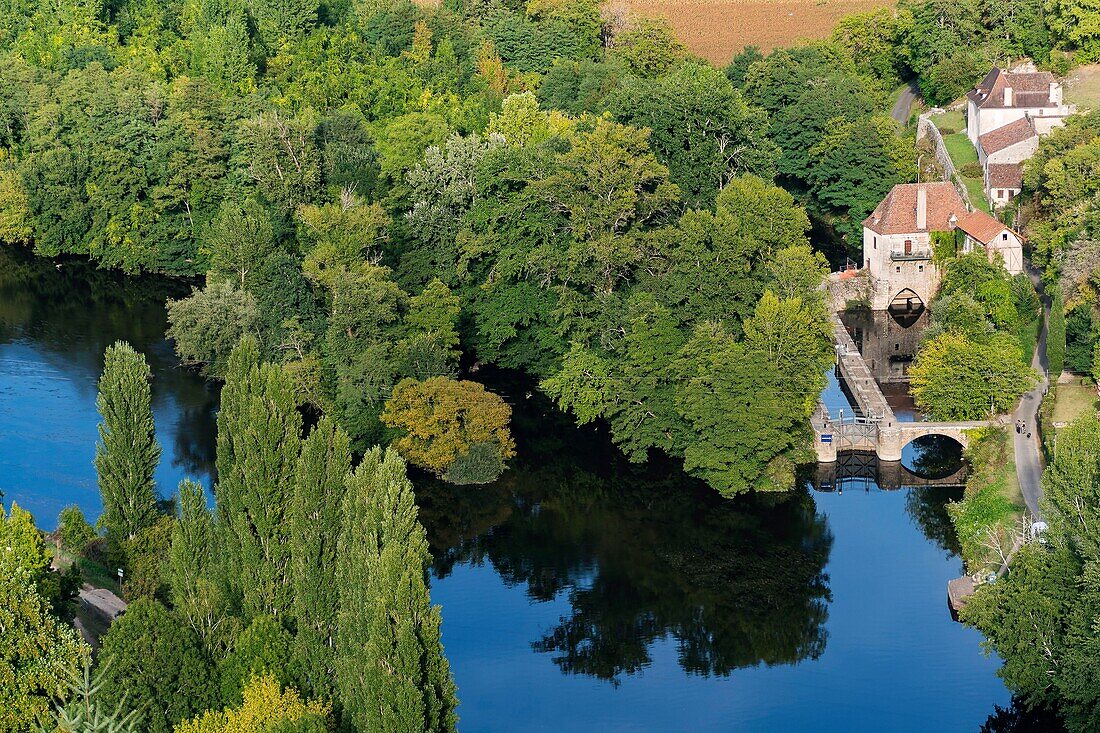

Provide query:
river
left=0, top=245, right=1015, bottom=731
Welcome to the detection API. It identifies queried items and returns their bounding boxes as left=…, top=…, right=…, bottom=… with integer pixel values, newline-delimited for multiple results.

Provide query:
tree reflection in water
left=979, top=697, right=1065, bottom=732
left=414, top=373, right=833, bottom=684
left=0, top=245, right=219, bottom=483
left=905, top=486, right=965, bottom=558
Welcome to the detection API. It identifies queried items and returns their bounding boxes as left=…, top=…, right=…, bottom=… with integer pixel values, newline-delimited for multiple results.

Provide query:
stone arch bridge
left=812, top=407, right=989, bottom=463
left=814, top=313, right=993, bottom=463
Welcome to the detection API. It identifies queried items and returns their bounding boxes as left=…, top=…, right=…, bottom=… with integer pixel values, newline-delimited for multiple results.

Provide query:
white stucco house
left=966, top=67, right=1073, bottom=146
left=976, top=117, right=1039, bottom=168
left=862, top=182, right=1024, bottom=311
left=954, top=210, right=1025, bottom=274
left=985, top=163, right=1024, bottom=208
left=965, top=66, right=1075, bottom=209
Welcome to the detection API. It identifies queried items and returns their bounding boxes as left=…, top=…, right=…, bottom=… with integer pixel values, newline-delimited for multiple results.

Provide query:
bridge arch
left=889, top=288, right=925, bottom=311
left=898, top=427, right=971, bottom=453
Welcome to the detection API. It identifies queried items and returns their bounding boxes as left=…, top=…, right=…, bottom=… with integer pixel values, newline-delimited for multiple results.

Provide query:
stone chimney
left=1004, top=86, right=1013, bottom=106
left=916, top=186, right=927, bottom=231
left=1050, top=81, right=1062, bottom=105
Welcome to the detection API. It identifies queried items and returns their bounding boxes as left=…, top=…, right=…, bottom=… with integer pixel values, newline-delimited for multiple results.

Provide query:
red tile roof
left=978, top=117, right=1037, bottom=155
left=987, top=163, right=1023, bottom=190
left=955, top=210, right=1014, bottom=245
left=968, top=68, right=1058, bottom=110
left=863, top=183, right=966, bottom=235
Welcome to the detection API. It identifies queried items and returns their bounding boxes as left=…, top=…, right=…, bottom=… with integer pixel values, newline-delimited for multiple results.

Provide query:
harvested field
left=627, top=0, right=897, bottom=65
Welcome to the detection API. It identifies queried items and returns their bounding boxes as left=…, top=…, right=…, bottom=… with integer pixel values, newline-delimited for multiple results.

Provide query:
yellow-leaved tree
left=381, top=376, right=515, bottom=485
left=174, top=675, right=330, bottom=733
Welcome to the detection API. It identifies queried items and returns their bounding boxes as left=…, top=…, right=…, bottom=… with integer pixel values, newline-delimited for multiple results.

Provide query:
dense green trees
left=0, top=0, right=1002, bottom=496
left=605, top=62, right=777, bottom=207
left=911, top=253, right=1040, bottom=418
left=288, top=417, right=350, bottom=698
left=98, top=599, right=218, bottom=733
left=963, top=414, right=1100, bottom=730
left=0, top=505, right=88, bottom=729
left=215, top=337, right=302, bottom=620
left=336, top=448, right=458, bottom=732
left=88, top=340, right=459, bottom=732
left=910, top=332, right=1038, bottom=419
left=733, top=41, right=914, bottom=249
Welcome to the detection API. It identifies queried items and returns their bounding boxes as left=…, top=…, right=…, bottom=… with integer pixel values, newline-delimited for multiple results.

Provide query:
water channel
left=0, top=246, right=1018, bottom=731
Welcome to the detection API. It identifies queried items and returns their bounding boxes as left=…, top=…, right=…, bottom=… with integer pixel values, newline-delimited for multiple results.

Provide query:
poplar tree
left=215, top=336, right=302, bottom=620
left=289, top=417, right=351, bottom=698
left=166, top=479, right=228, bottom=650
left=335, top=448, right=458, bottom=733
left=95, top=341, right=161, bottom=545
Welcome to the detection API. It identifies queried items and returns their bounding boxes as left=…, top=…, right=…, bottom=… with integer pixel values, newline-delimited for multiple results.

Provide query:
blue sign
left=821, top=434, right=833, bottom=444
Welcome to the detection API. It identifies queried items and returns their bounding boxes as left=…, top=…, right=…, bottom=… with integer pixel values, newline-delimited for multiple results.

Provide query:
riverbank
left=947, top=426, right=1026, bottom=572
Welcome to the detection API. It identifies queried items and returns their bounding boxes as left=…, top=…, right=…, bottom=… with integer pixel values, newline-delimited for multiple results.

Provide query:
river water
left=0, top=246, right=1013, bottom=731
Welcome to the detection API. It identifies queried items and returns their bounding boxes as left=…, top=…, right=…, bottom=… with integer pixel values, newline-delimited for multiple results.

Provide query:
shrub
left=961, top=161, right=983, bottom=178
left=57, top=505, right=96, bottom=556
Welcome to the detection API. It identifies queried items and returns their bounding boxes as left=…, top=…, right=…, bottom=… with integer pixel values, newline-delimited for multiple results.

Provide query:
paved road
left=891, top=83, right=920, bottom=124
left=1014, top=273, right=1049, bottom=519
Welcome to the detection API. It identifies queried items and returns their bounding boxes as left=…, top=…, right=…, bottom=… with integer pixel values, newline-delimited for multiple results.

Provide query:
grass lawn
left=1066, top=64, right=1100, bottom=111
left=941, top=132, right=991, bottom=213
left=933, top=110, right=965, bottom=134
left=943, top=132, right=978, bottom=166
left=1053, top=378, right=1097, bottom=426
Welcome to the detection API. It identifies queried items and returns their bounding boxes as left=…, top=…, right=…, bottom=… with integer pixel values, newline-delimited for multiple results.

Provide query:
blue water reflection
left=0, top=247, right=216, bottom=527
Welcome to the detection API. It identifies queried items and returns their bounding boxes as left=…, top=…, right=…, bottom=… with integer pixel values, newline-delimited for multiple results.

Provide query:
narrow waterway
left=0, top=246, right=1014, bottom=731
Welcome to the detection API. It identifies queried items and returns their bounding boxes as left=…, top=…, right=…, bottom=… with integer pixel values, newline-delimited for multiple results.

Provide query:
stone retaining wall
left=917, top=112, right=973, bottom=210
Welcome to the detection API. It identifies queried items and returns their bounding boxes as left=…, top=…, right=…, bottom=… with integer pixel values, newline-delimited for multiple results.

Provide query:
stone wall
left=827, top=270, right=871, bottom=312
left=917, top=112, right=973, bottom=210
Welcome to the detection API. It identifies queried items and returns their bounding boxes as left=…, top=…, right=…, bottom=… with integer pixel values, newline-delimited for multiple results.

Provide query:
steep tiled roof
left=978, top=117, right=1037, bottom=155
left=863, top=182, right=966, bottom=235
left=956, top=210, right=1014, bottom=245
left=987, top=163, right=1023, bottom=190
left=968, top=67, right=1058, bottom=109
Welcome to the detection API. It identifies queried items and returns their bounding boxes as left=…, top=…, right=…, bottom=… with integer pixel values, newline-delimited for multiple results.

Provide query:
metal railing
left=890, top=248, right=933, bottom=261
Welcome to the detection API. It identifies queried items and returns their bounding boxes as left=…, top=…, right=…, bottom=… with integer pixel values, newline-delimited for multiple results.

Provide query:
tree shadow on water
left=414, top=370, right=834, bottom=684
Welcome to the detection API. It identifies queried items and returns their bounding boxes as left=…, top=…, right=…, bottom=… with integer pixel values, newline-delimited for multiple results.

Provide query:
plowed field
left=628, top=0, right=896, bottom=65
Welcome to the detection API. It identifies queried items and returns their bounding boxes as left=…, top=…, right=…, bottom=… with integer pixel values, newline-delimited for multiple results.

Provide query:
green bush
left=961, top=161, right=983, bottom=178
left=947, top=426, right=1020, bottom=571
left=57, top=505, right=96, bottom=556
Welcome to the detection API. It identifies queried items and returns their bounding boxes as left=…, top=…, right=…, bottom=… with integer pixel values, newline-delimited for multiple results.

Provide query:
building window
left=895, top=266, right=901, bottom=273
left=873, top=236, right=877, bottom=249
left=918, top=265, right=924, bottom=272
left=1002, top=233, right=1008, bottom=241
left=894, top=343, right=900, bottom=351
left=997, top=189, right=1005, bottom=199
